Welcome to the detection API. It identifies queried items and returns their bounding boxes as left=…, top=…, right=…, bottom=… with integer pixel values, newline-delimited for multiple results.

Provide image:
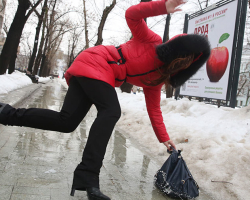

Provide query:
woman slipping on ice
left=0, top=0, right=210, bottom=199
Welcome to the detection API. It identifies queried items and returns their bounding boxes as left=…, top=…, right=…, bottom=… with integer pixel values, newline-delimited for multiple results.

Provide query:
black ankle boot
left=70, top=164, right=109, bottom=198
left=70, top=187, right=110, bottom=200
left=0, top=103, right=8, bottom=125
left=86, top=187, right=111, bottom=200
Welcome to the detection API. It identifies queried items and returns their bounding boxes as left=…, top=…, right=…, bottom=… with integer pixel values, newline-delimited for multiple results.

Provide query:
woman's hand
left=163, top=139, right=176, bottom=151
left=165, top=0, right=186, bottom=14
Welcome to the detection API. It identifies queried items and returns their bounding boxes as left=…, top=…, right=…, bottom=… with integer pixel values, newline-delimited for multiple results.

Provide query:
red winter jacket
left=65, top=0, right=170, bottom=142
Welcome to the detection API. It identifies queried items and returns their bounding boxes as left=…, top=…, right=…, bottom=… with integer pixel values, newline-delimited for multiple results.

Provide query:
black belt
left=108, top=46, right=126, bottom=65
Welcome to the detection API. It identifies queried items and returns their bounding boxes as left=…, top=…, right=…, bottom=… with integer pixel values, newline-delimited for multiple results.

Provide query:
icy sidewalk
left=0, top=79, right=171, bottom=200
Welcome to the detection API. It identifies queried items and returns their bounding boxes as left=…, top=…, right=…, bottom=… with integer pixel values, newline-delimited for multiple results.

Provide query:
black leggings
left=4, top=77, right=121, bottom=182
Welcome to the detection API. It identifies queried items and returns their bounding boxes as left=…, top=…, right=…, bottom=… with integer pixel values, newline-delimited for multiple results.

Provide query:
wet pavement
left=0, top=80, right=212, bottom=200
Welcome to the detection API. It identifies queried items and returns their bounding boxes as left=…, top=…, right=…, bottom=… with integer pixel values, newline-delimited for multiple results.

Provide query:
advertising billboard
left=179, top=0, right=238, bottom=100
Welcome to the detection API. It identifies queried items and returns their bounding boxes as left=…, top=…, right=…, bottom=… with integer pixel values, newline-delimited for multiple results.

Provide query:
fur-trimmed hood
left=156, top=34, right=211, bottom=88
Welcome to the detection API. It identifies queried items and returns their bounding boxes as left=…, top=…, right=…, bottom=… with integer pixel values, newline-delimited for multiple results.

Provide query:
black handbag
left=154, top=148, right=199, bottom=199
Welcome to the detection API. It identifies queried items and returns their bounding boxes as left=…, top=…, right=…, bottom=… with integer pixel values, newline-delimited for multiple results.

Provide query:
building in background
left=50, top=49, right=67, bottom=78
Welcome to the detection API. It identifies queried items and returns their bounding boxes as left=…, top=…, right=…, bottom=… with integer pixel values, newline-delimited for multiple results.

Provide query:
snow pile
left=0, top=71, right=32, bottom=94
left=0, top=71, right=50, bottom=94
left=116, top=91, right=250, bottom=200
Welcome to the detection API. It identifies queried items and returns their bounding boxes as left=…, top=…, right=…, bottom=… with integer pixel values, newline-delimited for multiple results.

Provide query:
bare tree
left=29, top=0, right=72, bottom=77
left=95, top=0, right=116, bottom=46
left=163, top=14, right=173, bottom=98
left=67, top=26, right=83, bottom=69
left=39, top=8, right=68, bottom=76
left=33, top=3, right=48, bottom=76
left=71, top=0, right=117, bottom=65
left=0, top=0, right=43, bottom=75
left=237, top=60, right=250, bottom=106
left=27, top=0, right=48, bottom=74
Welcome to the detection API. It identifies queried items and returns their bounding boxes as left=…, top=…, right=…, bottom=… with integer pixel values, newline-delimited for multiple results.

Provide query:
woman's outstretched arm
left=125, top=0, right=186, bottom=43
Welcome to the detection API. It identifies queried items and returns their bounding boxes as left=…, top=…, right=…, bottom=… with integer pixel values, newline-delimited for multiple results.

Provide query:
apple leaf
left=219, top=33, right=230, bottom=44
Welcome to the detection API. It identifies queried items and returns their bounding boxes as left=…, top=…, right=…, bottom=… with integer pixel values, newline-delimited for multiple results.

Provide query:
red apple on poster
left=206, top=46, right=229, bottom=82
left=206, top=33, right=230, bottom=82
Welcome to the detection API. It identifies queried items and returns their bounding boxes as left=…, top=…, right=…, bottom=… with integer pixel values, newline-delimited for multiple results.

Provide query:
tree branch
left=26, top=0, right=43, bottom=20
left=237, top=79, right=248, bottom=96
left=95, top=0, right=116, bottom=46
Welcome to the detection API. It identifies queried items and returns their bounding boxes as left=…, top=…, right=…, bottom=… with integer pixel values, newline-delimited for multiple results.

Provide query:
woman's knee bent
left=100, top=105, right=121, bottom=123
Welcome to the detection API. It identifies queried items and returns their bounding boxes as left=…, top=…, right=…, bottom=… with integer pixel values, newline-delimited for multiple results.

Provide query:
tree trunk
left=39, top=54, right=46, bottom=77
left=163, top=14, right=171, bottom=43
left=33, top=7, right=48, bottom=75
left=67, top=46, right=75, bottom=68
left=39, top=35, right=48, bottom=77
left=9, top=53, right=17, bottom=74
left=28, top=0, right=48, bottom=74
left=163, top=14, right=173, bottom=98
left=0, top=0, right=30, bottom=74
left=0, top=0, right=42, bottom=75
left=95, top=0, right=116, bottom=46
left=246, top=88, right=250, bottom=106
left=39, top=23, right=49, bottom=77
left=83, top=0, right=89, bottom=49
left=33, top=35, right=45, bottom=75
left=39, top=0, right=57, bottom=77
left=67, top=32, right=79, bottom=68
left=165, top=84, right=173, bottom=98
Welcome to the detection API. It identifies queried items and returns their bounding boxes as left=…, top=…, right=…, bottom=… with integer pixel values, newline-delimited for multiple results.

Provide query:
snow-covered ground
left=0, top=71, right=50, bottom=94
left=1, top=72, right=250, bottom=200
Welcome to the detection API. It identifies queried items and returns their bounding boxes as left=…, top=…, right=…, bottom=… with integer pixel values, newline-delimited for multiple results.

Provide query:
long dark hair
left=142, top=54, right=195, bottom=86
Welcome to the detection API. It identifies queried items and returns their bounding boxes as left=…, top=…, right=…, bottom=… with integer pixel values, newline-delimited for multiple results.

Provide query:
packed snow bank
left=116, top=91, right=250, bottom=200
left=59, top=78, right=250, bottom=200
left=0, top=71, right=51, bottom=94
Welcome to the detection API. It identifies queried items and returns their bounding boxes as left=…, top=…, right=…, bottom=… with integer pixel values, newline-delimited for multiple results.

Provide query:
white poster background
left=180, top=0, right=238, bottom=100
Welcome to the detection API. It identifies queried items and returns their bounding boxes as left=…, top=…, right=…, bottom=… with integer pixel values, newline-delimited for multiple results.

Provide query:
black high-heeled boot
left=70, top=164, right=111, bottom=199
left=0, top=103, right=9, bottom=125
left=86, top=187, right=111, bottom=200
left=71, top=187, right=111, bottom=200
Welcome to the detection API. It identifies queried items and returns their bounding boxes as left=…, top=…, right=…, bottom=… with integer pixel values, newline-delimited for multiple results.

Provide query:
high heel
left=70, top=188, right=75, bottom=196
left=70, top=186, right=86, bottom=196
